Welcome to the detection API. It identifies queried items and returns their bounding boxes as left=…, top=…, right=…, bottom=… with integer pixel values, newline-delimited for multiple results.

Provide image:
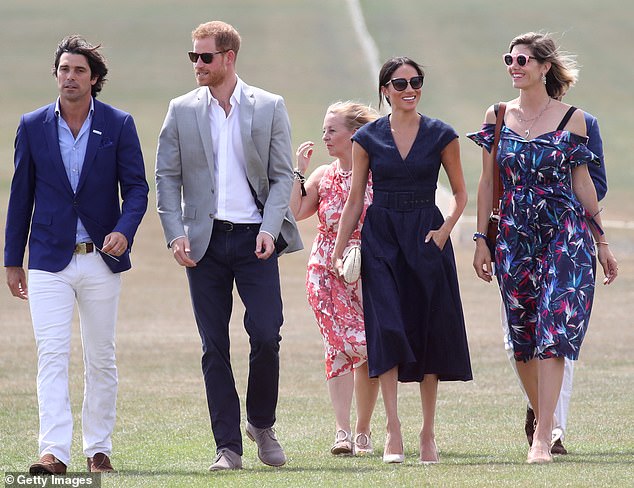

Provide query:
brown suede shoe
left=87, top=452, right=115, bottom=473
left=29, top=454, right=67, bottom=475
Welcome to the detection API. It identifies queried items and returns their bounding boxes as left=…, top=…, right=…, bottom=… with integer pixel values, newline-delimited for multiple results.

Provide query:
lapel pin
left=92, top=129, right=102, bottom=135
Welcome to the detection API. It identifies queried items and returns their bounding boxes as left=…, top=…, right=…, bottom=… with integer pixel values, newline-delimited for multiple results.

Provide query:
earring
left=542, top=74, right=547, bottom=84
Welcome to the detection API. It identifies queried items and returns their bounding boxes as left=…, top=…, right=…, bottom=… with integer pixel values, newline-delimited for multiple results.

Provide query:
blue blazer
left=584, top=112, right=608, bottom=201
left=4, top=98, right=149, bottom=273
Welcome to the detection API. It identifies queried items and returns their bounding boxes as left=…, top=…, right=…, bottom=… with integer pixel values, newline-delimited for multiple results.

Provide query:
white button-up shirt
left=208, top=76, right=262, bottom=224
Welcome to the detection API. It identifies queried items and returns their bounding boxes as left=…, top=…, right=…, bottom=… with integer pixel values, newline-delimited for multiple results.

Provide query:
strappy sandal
left=354, top=432, right=373, bottom=455
left=330, top=429, right=353, bottom=455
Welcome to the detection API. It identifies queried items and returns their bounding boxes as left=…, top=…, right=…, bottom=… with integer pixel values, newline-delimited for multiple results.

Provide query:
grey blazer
left=155, top=84, right=302, bottom=262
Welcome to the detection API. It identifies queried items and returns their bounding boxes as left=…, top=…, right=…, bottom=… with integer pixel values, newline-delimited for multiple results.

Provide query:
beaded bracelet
left=473, top=232, right=488, bottom=242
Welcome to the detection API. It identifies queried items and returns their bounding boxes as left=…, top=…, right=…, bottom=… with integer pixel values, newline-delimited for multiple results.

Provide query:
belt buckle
left=222, top=221, right=234, bottom=231
left=396, top=192, right=413, bottom=210
left=75, top=242, right=89, bottom=254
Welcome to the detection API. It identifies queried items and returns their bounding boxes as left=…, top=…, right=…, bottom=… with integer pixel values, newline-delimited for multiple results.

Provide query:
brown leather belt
left=74, top=242, right=95, bottom=254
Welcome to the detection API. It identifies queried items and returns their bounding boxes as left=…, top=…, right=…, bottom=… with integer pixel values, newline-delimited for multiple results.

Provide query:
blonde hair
left=509, top=32, right=578, bottom=100
left=192, top=21, right=241, bottom=57
left=326, top=101, right=379, bottom=132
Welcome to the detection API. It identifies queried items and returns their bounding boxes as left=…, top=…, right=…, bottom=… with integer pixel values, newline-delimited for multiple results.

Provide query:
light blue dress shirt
left=55, top=97, right=94, bottom=245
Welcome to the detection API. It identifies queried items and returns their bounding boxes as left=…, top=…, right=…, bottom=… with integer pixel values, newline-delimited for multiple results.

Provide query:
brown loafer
left=87, top=452, right=115, bottom=473
left=29, top=454, right=67, bottom=475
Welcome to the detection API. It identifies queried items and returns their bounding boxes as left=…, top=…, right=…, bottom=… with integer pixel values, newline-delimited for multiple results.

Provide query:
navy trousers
left=186, top=221, right=283, bottom=456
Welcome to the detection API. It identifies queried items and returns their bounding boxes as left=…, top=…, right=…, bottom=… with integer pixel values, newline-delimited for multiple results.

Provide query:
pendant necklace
left=518, top=98, right=551, bottom=138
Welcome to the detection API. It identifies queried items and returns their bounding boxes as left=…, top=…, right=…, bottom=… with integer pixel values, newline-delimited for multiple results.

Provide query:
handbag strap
left=491, top=102, right=507, bottom=215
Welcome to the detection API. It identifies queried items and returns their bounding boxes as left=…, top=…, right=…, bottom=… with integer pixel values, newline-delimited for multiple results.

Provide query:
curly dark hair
left=52, top=35, right=108, bottom=98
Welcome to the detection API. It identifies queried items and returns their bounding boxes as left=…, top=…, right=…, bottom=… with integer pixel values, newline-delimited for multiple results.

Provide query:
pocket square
left=98, top=137, right=114, bottom=149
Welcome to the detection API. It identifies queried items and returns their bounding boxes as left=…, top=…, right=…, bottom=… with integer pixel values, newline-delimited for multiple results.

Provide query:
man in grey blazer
left=155, top=20, right=301, bottom=471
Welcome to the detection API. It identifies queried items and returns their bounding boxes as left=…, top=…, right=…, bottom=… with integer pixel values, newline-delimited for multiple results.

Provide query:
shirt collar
left=55, top=96, right=95, bottom=118
left=207, top=75, right=244, bottom=107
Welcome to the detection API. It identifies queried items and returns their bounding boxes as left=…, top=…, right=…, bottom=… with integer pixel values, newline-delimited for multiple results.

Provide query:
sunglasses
left=385, top=75, right=424, bottom=91
left=187, top=50, right=228, bottom=64
left=503, top=53, right=536, bottom=67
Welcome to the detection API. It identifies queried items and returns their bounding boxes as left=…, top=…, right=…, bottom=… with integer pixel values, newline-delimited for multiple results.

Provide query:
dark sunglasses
left=503, top=53, right=536, bottom=67
left=385, top=75, right=424, bottom=91
left=187, top=50, right=228, bottom=64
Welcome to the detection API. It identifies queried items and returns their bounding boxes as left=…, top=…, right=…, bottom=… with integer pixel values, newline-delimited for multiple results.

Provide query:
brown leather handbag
left=486, top=102, right=507, bottom=254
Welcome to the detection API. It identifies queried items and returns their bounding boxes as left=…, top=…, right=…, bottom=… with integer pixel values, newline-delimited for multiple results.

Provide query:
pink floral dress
left=306, top=162, right=372, bottom=379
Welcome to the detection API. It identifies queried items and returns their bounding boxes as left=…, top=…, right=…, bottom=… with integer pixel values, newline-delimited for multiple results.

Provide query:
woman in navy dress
left=334, top=57, right=472, bottom=464
left=469, top=32, right=618, bottom=464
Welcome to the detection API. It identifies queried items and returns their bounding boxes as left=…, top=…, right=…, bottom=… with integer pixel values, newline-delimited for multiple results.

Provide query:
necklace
left=337, top=161, right=352, bottom=177
left=518, top=98, right=551, bottom=138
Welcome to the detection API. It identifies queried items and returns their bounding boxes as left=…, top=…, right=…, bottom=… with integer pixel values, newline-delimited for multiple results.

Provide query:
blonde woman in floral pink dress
left=290, top=102, right=379, bottom=456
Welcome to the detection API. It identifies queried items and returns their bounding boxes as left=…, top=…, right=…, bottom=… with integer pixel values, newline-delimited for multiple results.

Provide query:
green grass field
left=1, top=1, right=633, bottom=487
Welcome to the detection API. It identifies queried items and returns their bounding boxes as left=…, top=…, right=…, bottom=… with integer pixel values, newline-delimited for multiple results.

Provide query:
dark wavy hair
left=52, top=35, right=108, bottom=98
left=378, top=56, right=425, bottom=110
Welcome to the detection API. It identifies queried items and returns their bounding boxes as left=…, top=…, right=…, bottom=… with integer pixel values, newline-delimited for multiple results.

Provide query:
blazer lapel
left=239, top=85, right=264, bottom=183
left=43, top=104, right=74, bottom=195
left=194, top=88, right=216, bottom=178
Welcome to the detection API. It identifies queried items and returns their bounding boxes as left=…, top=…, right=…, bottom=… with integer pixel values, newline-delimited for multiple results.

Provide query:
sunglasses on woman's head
left=188, top=50, right=228, bottom=64
left=503, top=53, right=536, bottom=67
left=385, top=75, right=424, bottom=91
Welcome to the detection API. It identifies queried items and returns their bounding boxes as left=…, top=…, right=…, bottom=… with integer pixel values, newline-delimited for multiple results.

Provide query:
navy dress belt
left=372, top=190, right=436, bottom=210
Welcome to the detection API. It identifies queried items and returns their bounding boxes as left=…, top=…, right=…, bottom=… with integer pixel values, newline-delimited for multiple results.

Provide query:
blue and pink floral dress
left=468, top=122, right=600, bottom=361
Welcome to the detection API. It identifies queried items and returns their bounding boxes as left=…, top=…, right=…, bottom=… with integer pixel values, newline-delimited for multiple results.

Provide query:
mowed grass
left=1, top=1, right=634, bottom=487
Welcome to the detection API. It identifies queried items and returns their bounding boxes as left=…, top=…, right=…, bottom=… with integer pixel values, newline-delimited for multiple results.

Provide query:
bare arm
left=428, top=138, right=467, bottom=248
left=572, top=164, right=618, bottom=285
left=289, top=141, right=328, bottom=221
left=333, top=142, right=369, bottom=275
left=473, top=106, right=497, bottom=282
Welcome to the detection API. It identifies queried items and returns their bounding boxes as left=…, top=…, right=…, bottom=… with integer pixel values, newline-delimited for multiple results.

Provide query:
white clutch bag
left=341, top=245, right=361, bottom=284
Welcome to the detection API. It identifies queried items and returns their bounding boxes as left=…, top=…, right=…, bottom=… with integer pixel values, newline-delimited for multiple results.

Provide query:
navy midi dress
left=352, top=115, right=472, bottom=382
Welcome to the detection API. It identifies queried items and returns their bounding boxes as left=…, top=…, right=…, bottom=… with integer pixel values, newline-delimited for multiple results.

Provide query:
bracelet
left=293, top=170, right=307, bottom=196
left=293, top=170, right=306, bottom=183
left=596, top=241, right=609, bottom=246
left=473, top=232, right=488, bottom=242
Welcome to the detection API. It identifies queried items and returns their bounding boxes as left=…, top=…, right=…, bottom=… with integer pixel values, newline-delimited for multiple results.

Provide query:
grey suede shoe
left=245, top=421, right=287, bottom=467
left=209, top=448, right=242, bottom=471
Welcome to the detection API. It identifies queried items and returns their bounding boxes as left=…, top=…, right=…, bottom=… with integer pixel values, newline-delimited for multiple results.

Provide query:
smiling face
left=56, top=53, right=97, bottom=104
left=381, top=64, right=421, bottom=112
left=322, top=112, right=354, bottom=160
left=508, top=44, right=550, bottom=91
left=191, top=36, right=230, bottom=88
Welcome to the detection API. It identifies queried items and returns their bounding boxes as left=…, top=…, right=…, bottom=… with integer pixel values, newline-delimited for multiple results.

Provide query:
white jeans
left=501, top=304, right=573, bottom=439
left=28, top=252, right=121, bottom=465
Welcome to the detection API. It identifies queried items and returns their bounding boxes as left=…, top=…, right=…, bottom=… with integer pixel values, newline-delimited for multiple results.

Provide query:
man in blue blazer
left=4, top=35, right=148, bottom=475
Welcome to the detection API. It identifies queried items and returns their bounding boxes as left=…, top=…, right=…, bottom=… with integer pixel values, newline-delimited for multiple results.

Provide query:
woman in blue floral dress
left=468, top=32, right=618, bottom=464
